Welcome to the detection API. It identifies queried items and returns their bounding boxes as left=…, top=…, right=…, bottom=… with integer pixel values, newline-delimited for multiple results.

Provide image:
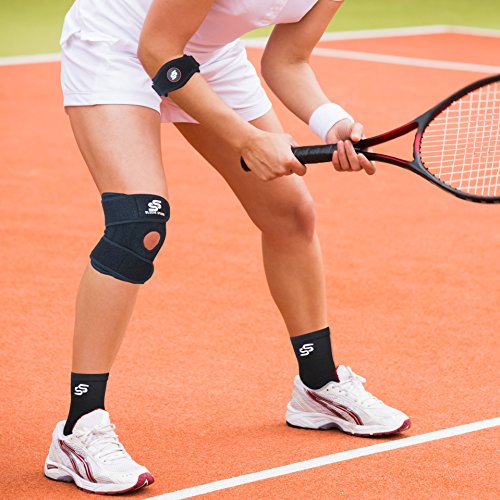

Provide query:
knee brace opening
left=90, top=193, right=170, bottom=284
left=143, top=231, right=162, bottom=251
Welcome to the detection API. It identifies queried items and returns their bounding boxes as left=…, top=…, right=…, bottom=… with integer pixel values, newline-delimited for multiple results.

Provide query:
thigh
left=175, top=109, right=313, bottom=233
left=68, top=104, right=168, bottom=198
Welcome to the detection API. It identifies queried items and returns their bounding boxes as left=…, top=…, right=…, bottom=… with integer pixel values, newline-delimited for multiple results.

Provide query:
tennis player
left=45, top=0, right=411, bottom=494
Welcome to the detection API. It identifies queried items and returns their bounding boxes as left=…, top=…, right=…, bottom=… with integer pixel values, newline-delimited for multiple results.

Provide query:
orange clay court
left=0, top=29, right=499, bottom=499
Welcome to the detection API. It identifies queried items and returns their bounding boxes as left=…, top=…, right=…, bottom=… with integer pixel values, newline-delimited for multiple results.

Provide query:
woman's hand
left=326, top=119, right=376, bottom=175
left=241, top=130, right=306, bottom=181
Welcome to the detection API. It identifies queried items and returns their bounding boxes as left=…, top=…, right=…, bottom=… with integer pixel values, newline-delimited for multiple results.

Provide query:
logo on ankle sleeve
left=74, top=384, right=90, bottom=396
left=299, top=343, right=314, bottom=357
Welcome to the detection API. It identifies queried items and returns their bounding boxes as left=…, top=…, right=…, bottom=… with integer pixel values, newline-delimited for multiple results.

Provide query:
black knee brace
left=90, top=192, right=170, bottom=284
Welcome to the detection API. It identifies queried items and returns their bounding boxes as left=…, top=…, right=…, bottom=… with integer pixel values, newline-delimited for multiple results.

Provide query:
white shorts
left=61, top=31, right=272, bottom=123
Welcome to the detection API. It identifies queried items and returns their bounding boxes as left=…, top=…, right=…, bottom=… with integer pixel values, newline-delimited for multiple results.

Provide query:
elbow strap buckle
left=152, top=55, right=200, bottom=97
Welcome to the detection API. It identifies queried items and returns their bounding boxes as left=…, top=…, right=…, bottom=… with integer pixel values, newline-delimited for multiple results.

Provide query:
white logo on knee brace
left=145, top=199, right=165, bottom=216
left=74, top=384, right=90, bottom=396
left=299, top=343, right=314, bottom=356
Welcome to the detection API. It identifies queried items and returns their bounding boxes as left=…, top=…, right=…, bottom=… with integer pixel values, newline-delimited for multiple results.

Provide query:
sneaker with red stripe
left=44, top=409, right=154, bottom=495
left=286, top=365, right=411, bottom=436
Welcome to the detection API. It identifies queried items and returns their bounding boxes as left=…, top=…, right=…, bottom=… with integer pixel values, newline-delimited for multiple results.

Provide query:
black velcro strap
left=152, top=55, right=200, bottom=97
left=91, top=237, right=154, bottom=284
left=102, top=193, right=170, bottom=226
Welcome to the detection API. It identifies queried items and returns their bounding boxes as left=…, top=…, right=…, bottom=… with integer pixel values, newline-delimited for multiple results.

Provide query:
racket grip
left=240, top=158, right=251, bottom=172
left=292, top=145, right=338, bottom=164
left=240, top=144, right=339, bottom=172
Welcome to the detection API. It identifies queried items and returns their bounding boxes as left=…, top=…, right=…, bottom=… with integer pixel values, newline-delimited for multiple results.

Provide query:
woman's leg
left=174, top=112, right=411, bottom=437
left=176, top=109, right=326, bottom=336
left=65, top=104, right=168, bottom=426
left=45, top=104, right=163, bottom=493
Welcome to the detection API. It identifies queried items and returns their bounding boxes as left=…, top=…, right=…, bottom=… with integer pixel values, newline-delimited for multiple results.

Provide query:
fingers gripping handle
left=240, top=145, right=337, bottom=172
left=240, top=141, right=370, bottom=171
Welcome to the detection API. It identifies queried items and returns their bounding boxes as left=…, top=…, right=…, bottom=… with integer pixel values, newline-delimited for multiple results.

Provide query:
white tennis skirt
left=61, top=31, right=272, bottom=123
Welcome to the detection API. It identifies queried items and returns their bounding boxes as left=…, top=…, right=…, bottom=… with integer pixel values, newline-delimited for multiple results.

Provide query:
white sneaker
left=286, top=366, right=411, bottom=436
left=44, top=409, right=154, bottom=495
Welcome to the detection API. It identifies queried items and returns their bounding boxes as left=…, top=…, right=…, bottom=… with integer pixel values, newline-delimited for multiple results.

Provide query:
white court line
left=147, top=417, right=499, bottom=500
left=1, top=24, right=500, bottom=67
left=0, top=52, right=61, bottom=66
left=2, top=47, right=498, bottom=74
left=320, top=24, right=500, bottom=41
left=311, top=47, right=500, bottom=74
left=243, top=23, right=500, bottom=48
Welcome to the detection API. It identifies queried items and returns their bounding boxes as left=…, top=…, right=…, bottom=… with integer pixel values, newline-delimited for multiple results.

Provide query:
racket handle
left=292, top=144, right=337, bottom=164
left=240, top=143, right=369, bottom=171
left=240, top=158, right=252, bottom=172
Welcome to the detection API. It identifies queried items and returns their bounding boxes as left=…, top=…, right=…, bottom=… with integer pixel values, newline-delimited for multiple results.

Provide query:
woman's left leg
left=176, top=110, right=412, bottom=436
left=176, top=109, right=327, bottom=337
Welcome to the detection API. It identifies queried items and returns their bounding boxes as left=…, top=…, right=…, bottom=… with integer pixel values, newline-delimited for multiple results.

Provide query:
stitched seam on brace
left=100, top=236, right=154, bottom=264
left=105, top=218, right=166, bottom=227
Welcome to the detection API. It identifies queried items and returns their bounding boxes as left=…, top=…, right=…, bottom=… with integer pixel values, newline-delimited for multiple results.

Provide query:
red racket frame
left=241, top=74, right=500, bottom=204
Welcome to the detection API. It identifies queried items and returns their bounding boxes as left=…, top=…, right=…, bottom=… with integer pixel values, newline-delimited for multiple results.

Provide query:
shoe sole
left=45, top=461, right=154, bottom=495
left=286, top=405, right=412, bottom=437
left=286, top=418, right=411, bottom=436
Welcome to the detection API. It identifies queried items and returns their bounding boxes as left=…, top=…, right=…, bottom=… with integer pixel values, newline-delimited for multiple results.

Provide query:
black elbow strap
left=152, top=55, right=200, bottom=97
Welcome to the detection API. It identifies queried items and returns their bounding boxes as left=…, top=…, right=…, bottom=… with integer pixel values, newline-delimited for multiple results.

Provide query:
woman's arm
left=138, top=0, right=305, bottom=180
left=261, top=0, right=374, bottom=174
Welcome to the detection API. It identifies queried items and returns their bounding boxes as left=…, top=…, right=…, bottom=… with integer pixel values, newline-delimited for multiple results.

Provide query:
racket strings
left=419, top=81, right=499, bottom=198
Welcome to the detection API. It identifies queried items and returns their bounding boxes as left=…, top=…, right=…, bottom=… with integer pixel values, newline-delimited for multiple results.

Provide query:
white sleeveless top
left=62, top=0, right=318, bottom=61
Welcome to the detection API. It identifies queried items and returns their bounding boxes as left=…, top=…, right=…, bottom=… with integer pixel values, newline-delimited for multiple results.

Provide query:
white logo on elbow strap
left=167, top=68, right=182, bottom=82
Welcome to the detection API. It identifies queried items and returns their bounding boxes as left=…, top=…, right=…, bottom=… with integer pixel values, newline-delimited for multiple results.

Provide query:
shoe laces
left=332, top=367, right=382, bottom=407
left=74, top=424, right=129, bottom=463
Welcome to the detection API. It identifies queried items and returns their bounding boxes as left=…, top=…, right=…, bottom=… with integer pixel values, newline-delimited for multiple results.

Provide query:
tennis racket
left=241, top=74, right=500, bottom=204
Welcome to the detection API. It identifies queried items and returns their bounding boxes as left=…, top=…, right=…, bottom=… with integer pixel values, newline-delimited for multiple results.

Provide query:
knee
left=90, top=193, right=170, bottom=284
left=291, top=195, right=316, bottom=241
left=262, top=193, right=316, bottom=242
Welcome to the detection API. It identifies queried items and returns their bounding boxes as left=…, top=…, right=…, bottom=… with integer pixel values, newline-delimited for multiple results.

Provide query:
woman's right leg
left=62, top=104, right=168, bottom=439
left=45, top=104, right=165, bottom=494
left=68, top=104, right=168, bottom=375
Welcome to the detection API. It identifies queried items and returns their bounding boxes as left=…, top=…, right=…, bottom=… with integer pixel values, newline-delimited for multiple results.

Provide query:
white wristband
left=309, top=103, right=354, bottom=142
